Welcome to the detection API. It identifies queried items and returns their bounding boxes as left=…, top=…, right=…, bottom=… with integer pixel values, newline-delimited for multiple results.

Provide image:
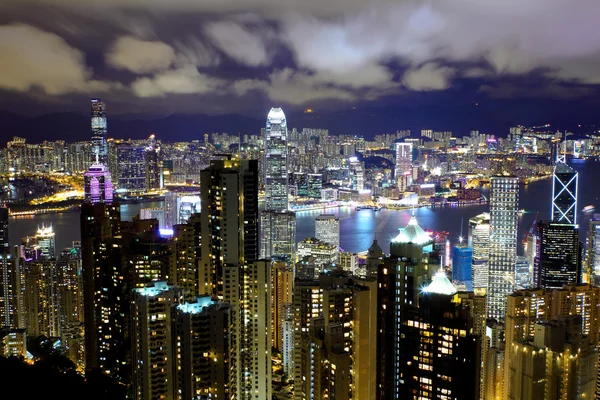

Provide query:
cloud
left=106, top=36, right=177, bottom=73
left=402, top=64, right=454, bottom=91
left=0, top=23, right=114, bottom=95
left=131, top=65, right=223, bottom=97
left=204, top=20, right=273, bottom=66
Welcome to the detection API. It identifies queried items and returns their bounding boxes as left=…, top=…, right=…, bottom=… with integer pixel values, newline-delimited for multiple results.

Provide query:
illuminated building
left=452, top=244, right=473, bottom=289
left=488, top=176, right=519, bottom=320
left=398, top=272, right=482, bottom=399
left=506, top=318, right=596, bottom=400
left=377, top=215, right=434, bottom=400
left=534, top=221, right=581, bottom=289
left=114, top=141, right=147, bottom=192
left=81, top=202, right=127, bottom=381
left=84, top=162, right=114, bottom=204
left=123, top=226, right=171, bottom=289
left=260, top=210, right=296, bottom=261
left=293, top=273, right=377, bottom=400
left=265, top=107, right=289, bottom=212
left=394, top=142, right=412, bottom=188
left=297, top=238, right=338, bottom=276
left=552, top=162, right=578, bottom=224
left=33, top=224, right=55, bottom=259
left=469, top=212, right=490, bottom=292
left=306, top=173, right=322, bottom=199
left=348, top=156, right=364, bottom=191
left=587, top=214, right=600, bottom=276
left=338, top=251, right=358, bottom=275
left=514, top=256, right=531, bottom=289
left=170, top=214, right=201, bottom=297
left=172, top=296, right=233, bottom=400
left=271, top=261, right=293, bottom=352
left=145, top=135, right=161, bottom=191
left=139, top=208, right=165, bottom=229
left=0, top=249, right=22, bottom=329
left=0, top=328, right=27, bottom=358
left=131, top=282, right=176, bottom=400
left=0, top=206, right=7, bottom=254
left=91, top=98, right=108, bottom=164
left=315, top=214, right=340, bottom=249
left=164, top=192, right=201, bottom=228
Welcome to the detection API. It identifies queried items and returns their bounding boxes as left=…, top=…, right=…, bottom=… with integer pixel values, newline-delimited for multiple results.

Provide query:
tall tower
left=395, top=142, right=413, bottom=190
left=264, top=107, right=288, bottom=212
left=315, top=214, right=340, bottom=249
left=534, top=221, right=581, bottom=289
left=84, top=163, right=114, bottom=204
left=588, top=214, right=600, bottom=277
left=488, top=176, right=519, bottom=320
left=81, top=202, right=127, bottom=381
left=552, top=162, right=578, bottom=224
left=469, top=213, right=490, bottom=292
left=131, top=282, right=176, bottom=400
left=0, top=205, right=7, bottom=254
left=91, top=98, right=108, bottom=164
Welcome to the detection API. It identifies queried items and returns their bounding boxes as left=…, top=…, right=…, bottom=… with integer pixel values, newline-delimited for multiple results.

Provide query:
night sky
left=1, top=0, right=600, bottom=134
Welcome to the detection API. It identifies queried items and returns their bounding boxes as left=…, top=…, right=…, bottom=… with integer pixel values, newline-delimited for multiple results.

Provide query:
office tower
left=488, top=176, right=519, bottom=320
left=172, top=297, right=233, bottom=400
left=534, top=221, right=581, bottom=289
left=145, top=135, right=161, bottom=191
left=398, top=271, right=482, bottom=399
left=122, top=226, right=171, bottom=289
left=293, top=273, right=377, bottom=400
left=272, top=261, right=293, bottom=352
left=514, top=255, right=531, bottom=289
left=0, top=205, right=7, bottom=254
left=377, top=215, right=434, bottom=400
left=306, top=173, right=322, bottom=199
left=260, top=210, right=296, bottom=261
left=297, top=238, right=338, bottom=275
left=348, top=156, right=364, bottom=191
left=81, top=202, right=127, bottom=380
left=315, top=214, right=340, bottom=249
left=91, top=98, right=108, bottom=164
left=114, top=141, right=147, bottom=192
left=507, top=318, right=596, bottom=399
left=0, top=248, right=22, bottom=329
left=199, top=158, right=258, bottom=297
left=131, top=282, right=176, bottom=400
left=452, top=244, right=473, bottom=289
left=84, top=162, right=114, bottom=204
left=552, top=162, right=578, bottom=224
left=33, top=224, right=55, bottom=259
left=265, top=107, right=289, bottom=212
left=587, top=214, right=600, bottom=276
left=394, top=142, right=412, bottom=180
left=469, top=212, right=490, bottom=292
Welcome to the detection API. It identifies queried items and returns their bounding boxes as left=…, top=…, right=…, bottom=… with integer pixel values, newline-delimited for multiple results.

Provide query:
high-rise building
left=131, top=282, right=176, bottom=400
left=114, top=141, right=147, bottom=192
left=199, top=158, right=258, bottom=297
left=271, top=261, right=293, bottom=352
left=0, top=248, right=22, bottom=329
left=91, top=98, right=108, bottom=164
left=81, top=202, right=127, bottom=381
left=265, top=107, right=288, bottom=212
left=534, top=221, right=581, bottom=289
left=0, top=205, right=8, bottom=254
left=488, top=176, right=519, bottom=320
left=469, top=212, right=490, bottom=292
left=506, top=318, right=596, bottom=399
left=172, top=296, right=233, bottom=400
left=260, top=210, right=296, bottom=261
left=552, top=162, right=578, bottom=224
left=348, top=156, right=364, bottom=191
left=84, top=162, right=114, bottom=204
left=452, top=244, right=473, bottom=289
left=315, top=214, right=340, bottom=249
left=170, top=214, right=201, bottom=297
left=394, top=142, right=412, bottom=183
left=398, top=271, right=482, bottom=398
left=33, top=224, right=55, bottom=259
left=306, top=173, right=323, bottom=199
left=587, top=214, right=600, bottom=276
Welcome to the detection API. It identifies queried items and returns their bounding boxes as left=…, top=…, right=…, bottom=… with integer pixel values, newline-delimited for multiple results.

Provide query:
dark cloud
left=0, top=0, right=599, bottom=115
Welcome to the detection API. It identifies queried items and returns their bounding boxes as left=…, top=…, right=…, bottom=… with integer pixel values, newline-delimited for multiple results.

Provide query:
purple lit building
left=84, top=163, right=114, bottom=204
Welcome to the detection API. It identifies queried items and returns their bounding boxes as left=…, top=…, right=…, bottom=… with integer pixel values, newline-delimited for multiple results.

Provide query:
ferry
left=583, top=205, right=595, bottom=213
left=355, top=205, right=381, bottom=211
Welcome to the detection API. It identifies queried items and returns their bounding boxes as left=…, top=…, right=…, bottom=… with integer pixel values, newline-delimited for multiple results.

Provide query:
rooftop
left=423, top=271, right=457, bottom=296
left=391, top=216, right=432, bottom=245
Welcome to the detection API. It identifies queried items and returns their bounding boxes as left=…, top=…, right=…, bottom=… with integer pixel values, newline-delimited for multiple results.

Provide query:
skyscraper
left=91, top=98, right=108, bottom=164
left=488, top=176, right=519, bottom=320
left=552, top=162, right=578, bottom=224
left=395, top=142, right=412, bottom=190
left=34, top=224, right=55, bottom=259
left=315, top=214, right=340, bottom=249
left=0, top=205, right=7, bottom=254
left=398, top=271, right=482, bottom=399
left=534, top=221, right=581, bottom=289
left=84, top=163, right=114, bottom=204
left=588, top=214, right=600, bottom=276
left=452, top=244, right=473, bottom=289
left=131, top=282, right=176, bottom=400
left=260, top=210, right=296, bottom=261
left=81, top=202, right=127, bottom=381
left=469, top=212, right=490, bottom=292
left=265, top=107, right=288, bottom=212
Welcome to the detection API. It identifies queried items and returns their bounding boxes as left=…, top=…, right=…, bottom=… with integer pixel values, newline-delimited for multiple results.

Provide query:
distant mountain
left=1, top=101, right=595, bottom=145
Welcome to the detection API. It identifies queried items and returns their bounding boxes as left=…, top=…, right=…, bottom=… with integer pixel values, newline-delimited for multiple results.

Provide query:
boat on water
left=356, top=205, right=380, bottom=211
left=583, top=205, right=595, bottom=213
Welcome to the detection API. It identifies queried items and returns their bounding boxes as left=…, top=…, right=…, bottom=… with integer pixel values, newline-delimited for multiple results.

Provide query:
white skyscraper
left=395, top=142, right=413, bottom=190
left=315, top=214, right=340, bottom=249
left=469, top=213, right=490, bottom=292
left=265, top=107, right=288, bottom=212
left=488, top=176, right=519, bottom=320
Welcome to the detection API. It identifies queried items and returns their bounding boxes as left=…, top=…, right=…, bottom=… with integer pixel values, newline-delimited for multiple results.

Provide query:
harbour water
left=8, top=160, right=600, bottom=254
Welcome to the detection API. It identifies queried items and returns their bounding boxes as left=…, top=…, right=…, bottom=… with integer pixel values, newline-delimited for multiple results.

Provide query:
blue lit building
left=452, top=245, right=473, bottom=290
